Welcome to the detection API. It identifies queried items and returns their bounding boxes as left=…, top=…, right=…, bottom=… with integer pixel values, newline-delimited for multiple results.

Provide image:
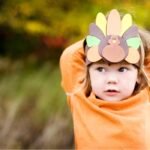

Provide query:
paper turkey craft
left=85, top=9, right=141, bottom=65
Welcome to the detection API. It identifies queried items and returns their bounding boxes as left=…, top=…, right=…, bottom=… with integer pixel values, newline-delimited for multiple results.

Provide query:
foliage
left=0, top=0, right=149, bottom=41
left=0, top=0, right=149, bottom=59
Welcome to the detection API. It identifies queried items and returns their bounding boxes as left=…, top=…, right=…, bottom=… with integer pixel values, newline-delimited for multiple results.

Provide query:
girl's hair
left=83, top=29, right=150, bottom=97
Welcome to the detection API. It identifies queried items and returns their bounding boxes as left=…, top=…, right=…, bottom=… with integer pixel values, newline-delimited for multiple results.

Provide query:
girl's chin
left=98, top=95, right=123, bottom=102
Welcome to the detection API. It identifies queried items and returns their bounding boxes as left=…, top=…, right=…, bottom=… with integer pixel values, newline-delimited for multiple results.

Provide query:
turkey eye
left=119, top=67, right=128, bottom=72
left=97, top=67, right=105, bottom=72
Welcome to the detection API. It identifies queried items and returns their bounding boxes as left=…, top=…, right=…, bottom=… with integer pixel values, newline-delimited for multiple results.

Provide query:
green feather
left=126, top=37, right=141, bottom=49
left=86, top=35, right=100, bottom=47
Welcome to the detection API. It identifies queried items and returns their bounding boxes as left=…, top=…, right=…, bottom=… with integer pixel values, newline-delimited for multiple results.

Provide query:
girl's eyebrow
left=92, top=63, right=106, bottom=67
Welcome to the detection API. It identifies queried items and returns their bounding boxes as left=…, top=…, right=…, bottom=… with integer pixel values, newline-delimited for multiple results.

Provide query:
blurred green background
left=0, top=0, right=149, bottom=149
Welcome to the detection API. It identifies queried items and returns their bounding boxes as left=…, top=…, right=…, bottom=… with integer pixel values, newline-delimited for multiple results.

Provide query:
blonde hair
left=83, top=29, right=150, bottom=97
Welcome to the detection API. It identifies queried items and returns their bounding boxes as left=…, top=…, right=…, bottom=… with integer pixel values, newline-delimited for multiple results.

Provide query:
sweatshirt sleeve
left=139, top=30, right=150, bottom=79
left=60, top=40, right=86, bottom=95
left=144, top=50, right=150, bottom=101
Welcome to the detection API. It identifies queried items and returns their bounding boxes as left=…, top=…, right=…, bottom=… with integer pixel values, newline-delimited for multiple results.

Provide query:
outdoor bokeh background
left=0, top=0, right=150, bottom=149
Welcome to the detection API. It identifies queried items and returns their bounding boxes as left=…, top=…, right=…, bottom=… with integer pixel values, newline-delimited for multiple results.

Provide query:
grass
left=0, top=58, right=73, bottom=148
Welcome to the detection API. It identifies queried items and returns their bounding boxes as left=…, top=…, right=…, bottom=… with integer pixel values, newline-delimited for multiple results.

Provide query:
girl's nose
left=107, top=75, right=118, bottom=84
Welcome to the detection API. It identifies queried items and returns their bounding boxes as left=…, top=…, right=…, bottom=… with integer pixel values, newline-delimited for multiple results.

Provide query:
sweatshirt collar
left=88, top=87, right=149, bottom=111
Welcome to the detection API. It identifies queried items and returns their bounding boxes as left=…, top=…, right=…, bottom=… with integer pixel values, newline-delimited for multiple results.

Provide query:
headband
left=85, top=9, right=142, bottom=65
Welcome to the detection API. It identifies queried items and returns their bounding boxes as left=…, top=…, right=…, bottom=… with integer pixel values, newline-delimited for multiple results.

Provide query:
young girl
left=60, top=9, right=150, bottom=149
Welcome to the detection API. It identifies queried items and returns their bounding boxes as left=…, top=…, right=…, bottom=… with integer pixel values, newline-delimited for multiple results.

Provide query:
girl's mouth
left=104, top=89, right=120, bottom=96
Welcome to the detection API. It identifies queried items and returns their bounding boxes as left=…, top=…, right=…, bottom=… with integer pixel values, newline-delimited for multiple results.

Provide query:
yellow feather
left=96, top=12, right=106, bottom=36
left=120, top=14, right=132, bottom=36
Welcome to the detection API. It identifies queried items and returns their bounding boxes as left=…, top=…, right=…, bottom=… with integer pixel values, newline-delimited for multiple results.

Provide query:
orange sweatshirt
left=60, top=40, right=150, bottom=149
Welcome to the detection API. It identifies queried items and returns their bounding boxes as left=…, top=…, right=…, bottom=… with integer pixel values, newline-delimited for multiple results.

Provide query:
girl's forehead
left=91, top=60, right=133, bottom=67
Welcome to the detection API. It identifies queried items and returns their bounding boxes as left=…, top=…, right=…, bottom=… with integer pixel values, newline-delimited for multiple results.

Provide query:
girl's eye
left=96, top=67, right=105, bottom=72
left=118, top=67, right=128, bottom=72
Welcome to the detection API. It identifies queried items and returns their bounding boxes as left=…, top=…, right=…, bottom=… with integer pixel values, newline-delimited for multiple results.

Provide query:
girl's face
left=89, top=61, right=139, bottom=102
